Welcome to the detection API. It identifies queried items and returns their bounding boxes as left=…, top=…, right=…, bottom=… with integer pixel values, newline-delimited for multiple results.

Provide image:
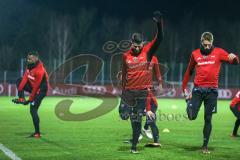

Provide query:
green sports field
left=0, top=96, right=239, bottom=160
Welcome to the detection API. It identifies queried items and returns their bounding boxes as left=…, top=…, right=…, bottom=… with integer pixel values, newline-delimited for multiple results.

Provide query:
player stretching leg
left=119, top=56, right=163, bottom=145
left=182, top=32, right=239, bottom=153
left=120, top=11, right=164, bottom=153
left=12, top=51, right=49, bottom=138
left=143, top=56, right=163, bottom=140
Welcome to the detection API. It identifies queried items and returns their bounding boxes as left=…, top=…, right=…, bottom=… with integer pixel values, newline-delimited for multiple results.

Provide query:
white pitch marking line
left=0, top=143, right=22, bottom=160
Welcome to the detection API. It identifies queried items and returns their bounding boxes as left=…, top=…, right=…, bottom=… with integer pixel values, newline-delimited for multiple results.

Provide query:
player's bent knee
left=187, top=108, right=197, bottom=120
left=187, top=111, right=198, bottom=120
left=118, top=102, right=131, bottom=120
left=188, top=115, right=197, bottom=121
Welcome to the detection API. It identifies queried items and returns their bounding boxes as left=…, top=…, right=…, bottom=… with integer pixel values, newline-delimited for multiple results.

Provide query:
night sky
left=1, top=0, right=240, bottom=42
left=27, top=0, right=239, bottom=21
left=1, top=0, right=240, bottom=71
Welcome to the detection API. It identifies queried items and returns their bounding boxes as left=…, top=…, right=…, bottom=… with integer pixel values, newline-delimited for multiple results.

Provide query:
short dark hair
left=131, top=33, right=143, bottom=44
left=28, top=51, right=39, bottom=57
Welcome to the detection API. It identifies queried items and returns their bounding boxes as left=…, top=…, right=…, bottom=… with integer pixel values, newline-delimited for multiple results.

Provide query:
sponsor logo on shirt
left=197, top=61, right=215, bottom=66
left=128, top=62, right=146, bottom=69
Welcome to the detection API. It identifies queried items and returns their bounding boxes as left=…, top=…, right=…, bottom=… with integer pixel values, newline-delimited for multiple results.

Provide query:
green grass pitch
left=0, top=96, right=239, bottom=160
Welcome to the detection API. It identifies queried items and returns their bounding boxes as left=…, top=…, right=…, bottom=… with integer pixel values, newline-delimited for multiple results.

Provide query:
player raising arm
left=120, top=11, right=164, bottom=154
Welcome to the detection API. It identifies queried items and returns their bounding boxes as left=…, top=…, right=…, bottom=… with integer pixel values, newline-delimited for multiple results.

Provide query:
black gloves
left=22, top=100, right=30, bottom=105
left=153, top=11, right=163, bottom=23
left=12, top=98, right=30, bottom=105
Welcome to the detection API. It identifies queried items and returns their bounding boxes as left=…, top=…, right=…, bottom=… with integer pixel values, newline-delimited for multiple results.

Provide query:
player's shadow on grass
left=15, top=132, right=71, bottom=151
left=167, top=142, right=215, bottom=152
left=15, top=132, right=37, bottom=137
left=40, top=138, right=71, bottom=151
left=15, top=132, right=47, bottom=137
left=118, top=146, right=145, bottom=152
left=15, top=132, right=31, bottom=135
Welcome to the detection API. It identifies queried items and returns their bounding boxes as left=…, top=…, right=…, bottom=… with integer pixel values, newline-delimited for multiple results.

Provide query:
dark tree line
left=0, top=0, right=240, bottom=72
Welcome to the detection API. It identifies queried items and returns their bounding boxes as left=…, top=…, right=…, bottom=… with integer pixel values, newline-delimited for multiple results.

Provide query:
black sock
left=149, top=122, right=159, bottom=143
left=131, top=120, right=142, bottom=150
left=203, top=114, right=212, bottom=147
left=144, top=121, right=149, bottom=130
left=18, top=90, right=25, bottom=99
left=30, top=105, right=40, bottom=134
left=16, top=78, right=25, bottom=99
left=233, top=118, right=240, bottom=135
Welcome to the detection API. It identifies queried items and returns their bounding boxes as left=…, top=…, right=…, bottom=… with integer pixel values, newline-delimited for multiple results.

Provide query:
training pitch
left=0, top=97, right=239, bottom=160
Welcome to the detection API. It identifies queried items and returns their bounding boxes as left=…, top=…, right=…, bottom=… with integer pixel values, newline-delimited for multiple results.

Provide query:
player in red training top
left=12, top=51, right=49, bottom=138
left=230, top=91, right=240, bottom=137
left=182, top=32, right=239, bottom=154
left=119, top=56, right=163, bottom=147
left=120, top=11, right=164, bottom=153
left=142, top=56, right=162, bottom=146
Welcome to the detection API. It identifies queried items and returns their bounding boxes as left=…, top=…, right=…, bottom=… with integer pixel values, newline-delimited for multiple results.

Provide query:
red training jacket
left=18, top=61, right=49, bottom=101
left=145, top=56, right=162, bottom=111
left=122, top=36, right=160, bottom=90
left=182, top=47, right=239, bottom=92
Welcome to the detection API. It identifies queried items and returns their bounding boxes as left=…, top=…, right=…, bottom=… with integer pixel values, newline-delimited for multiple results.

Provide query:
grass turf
left=0, top=96, right=239, bottom=160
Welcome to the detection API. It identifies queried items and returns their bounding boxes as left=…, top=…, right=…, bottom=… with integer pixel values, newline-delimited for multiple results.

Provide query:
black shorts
left=119, top=89, right=148, bottom=120
left=24, top=85, right=47, bottom=107
left=189, top=87, right=218, bottom=116
left=121, top=89, right=148, bottom=107
left=31, top=91, right=47, bottom=107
